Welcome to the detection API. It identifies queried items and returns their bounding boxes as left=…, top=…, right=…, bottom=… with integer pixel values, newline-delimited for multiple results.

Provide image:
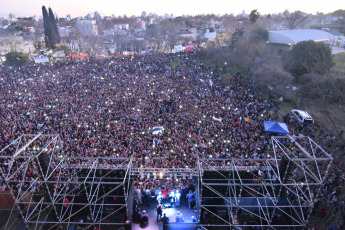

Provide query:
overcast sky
left=0, top=0, right=343, bottom=18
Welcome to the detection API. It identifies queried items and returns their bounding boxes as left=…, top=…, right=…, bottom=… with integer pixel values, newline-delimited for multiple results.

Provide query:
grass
left=332, top=52, right=345, bottom=72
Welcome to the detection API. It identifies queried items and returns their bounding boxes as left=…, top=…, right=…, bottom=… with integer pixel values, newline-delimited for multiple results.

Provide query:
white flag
left=212, top=116, right=222, bottom=123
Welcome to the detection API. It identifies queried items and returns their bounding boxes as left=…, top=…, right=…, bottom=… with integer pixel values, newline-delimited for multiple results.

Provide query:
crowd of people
left=0, top=52, right=275, bottom=190
left=0, top=52, right=344, bottom=228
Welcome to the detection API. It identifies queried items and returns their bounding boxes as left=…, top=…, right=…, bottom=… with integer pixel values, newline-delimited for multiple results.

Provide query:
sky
left=0, top=0, right=344, bottom=18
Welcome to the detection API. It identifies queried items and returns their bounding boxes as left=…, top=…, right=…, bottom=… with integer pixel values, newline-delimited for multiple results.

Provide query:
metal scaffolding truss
left=0, top=133, right=332, bottom=230
left=197, top=134, right=333, bottom=230
left=0, top=133, right=133, bottom=230
left=130, top=167, right=199, bottom=179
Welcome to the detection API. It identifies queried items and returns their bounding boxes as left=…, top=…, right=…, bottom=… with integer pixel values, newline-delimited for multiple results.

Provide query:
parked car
left=291, top=109, right=314, bottom=124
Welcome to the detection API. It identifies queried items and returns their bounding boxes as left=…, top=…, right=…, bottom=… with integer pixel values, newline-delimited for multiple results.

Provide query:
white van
left=291, top=109, right=314, bottom=124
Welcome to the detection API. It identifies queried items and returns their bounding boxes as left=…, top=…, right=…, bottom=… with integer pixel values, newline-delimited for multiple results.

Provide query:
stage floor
left=132, top=203, right=198, bottom=230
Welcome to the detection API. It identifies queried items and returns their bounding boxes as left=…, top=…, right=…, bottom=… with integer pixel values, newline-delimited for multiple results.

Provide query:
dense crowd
left=0, top=52, right=343, bottom=227
left=0, top=52, right=275, bottom=189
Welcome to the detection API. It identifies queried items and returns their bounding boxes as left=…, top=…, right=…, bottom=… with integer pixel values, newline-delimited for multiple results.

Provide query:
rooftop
left=268, top=29, right=336, bottom=45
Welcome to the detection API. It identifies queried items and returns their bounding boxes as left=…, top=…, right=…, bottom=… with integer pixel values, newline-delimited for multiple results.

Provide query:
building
left=114, top=24, right=129, bottom=31
left=267, top=29, right=336, bottom=56
left=58, top=26, right=74, bottom=37
left=76, top=19, right=98, bottom=36
left=204, top=29, right=217, bottom=41
left=311, top=24, right=342, bottom=33
left=135, top=20, right=146, bottom=31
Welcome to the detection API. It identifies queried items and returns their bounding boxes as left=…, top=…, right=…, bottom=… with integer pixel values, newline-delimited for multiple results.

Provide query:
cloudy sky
left=0, top=0, right=343, bottom=18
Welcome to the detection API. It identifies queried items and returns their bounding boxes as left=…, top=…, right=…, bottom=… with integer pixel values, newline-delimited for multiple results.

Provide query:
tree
left=42, top=6, right=53, bottom=48
left=5, top=51, right=29, bottom=67
left=251, top=64, right=294, bottom=100
left=250, top=27, right=268, bottom=42
left=49, top=7, right=61, bottom=44
left=230, top=28, right=244, bottom=49
left=282, top=40, right=334, bottom=77
left=55, top=43, right=70, bottom=56
left=42, top=6, right=60, bottom=49
left=249, top=10, right=260, bottom=24
left=332, top=10, right=345, bottom=34
left=145, top=24, right=159, bottom=39
left=282, top=10, right=309, bottom=29
left=232, top=40, right=268, bottom=73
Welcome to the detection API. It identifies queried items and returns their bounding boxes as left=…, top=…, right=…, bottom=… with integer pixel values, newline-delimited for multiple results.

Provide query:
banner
left=33, top=56, right=49, bottom=63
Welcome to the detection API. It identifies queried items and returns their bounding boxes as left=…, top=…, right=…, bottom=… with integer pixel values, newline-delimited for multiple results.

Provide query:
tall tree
left=42, top=6, right=52, bottom=49
left=49, top=7, right=61, bottom=44
left=250, top=27, right=268, bottom=42
left=249, top=9, right=260, bottom=24
left=282, top=10, right=309, bottom=30
left=42, top=6, right=60, bottom=49
left=230, top=27, right=244, bottom=49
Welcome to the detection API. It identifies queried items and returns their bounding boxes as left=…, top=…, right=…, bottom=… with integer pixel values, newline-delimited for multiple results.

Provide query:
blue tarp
left=264, top=121, right=289, bottom=134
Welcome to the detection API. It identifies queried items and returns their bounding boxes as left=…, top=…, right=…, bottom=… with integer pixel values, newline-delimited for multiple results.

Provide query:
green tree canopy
left=249, top=9, right=260, bottom=24
left=332, top=9, right=345, bottom=34
left=332, top=9, right=345, bottom=17
left=282, top=40, right=334, bottom=77
left=49, top=7, right=61, bottom=44
left=42, top=6, right=52, bottom=48
left=42, top=6, right=60, bottom=49
left=5, top=51, right=29, bottom=67
left=250, top=27, right=268, bottom=42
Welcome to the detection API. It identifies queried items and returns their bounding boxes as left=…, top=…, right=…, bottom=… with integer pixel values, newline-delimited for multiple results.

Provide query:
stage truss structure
left=0, top=134, right=332, bottom=230
left=0, top=133, right=133, bottom=230
left=197, top=134, right=333, bottom=230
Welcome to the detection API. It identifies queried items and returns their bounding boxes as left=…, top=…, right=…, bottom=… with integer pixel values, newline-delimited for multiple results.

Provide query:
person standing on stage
left=161, top=188, right=170, bottom=204
left=135, top=186, right=142, bottom=205
left=175, top=190, right=181, bottom=207
left=157, top=192, right=164, bottom=205
left=170, top=190, right=175, bottom=207
left=176, top=211, right=184, bottom=223
left=145, top=188, right=151, bottom=206
left=186, top=190, right=195, bottom=209
left=156, top=204, right=163, bottom=222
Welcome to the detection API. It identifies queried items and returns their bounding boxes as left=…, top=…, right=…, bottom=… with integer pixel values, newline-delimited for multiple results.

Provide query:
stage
left=132, top=203, right=198, bottom=230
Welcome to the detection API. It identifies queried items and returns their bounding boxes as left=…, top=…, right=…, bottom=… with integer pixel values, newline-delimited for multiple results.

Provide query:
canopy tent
left=80, top=53, right=88, bottom=58
left=72, top=54, right=79, bottom=59
left=264, top=121, right=290, bottom=134
left=185, top=44, right=193, bottom=52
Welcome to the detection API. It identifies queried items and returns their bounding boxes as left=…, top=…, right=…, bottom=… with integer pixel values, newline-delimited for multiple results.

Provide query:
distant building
left=135, top=20, right=146, bottom=31
left=114, top=24, right=129, bottom=31
left=149, top=18, right=156, bottom=25
left=141, top=11, right=146, bottom=18
left=179, top=28, right=197, bottom=41
left=8, top=13, right=17, bottom=23
left=86, top=11, right=102, bottom=20
left=323, top=15, right=343, bottom=25
left=204, top=29, right=217, bottom=41
left=267, top=29, right=336, bottom=56
left=58, top=26, right=74, bottom=37
left=311, top=24, right=342, bottom=33
left=76, top=19, right=98, bottom=35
